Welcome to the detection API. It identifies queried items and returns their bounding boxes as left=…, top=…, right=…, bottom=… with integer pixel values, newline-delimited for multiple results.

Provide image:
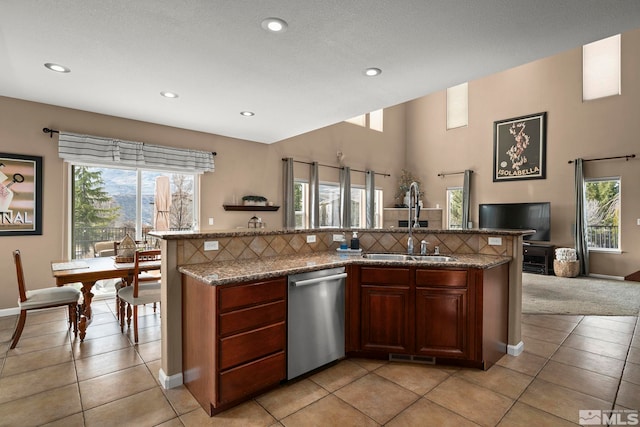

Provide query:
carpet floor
left=522, top=273, right=640, bottom=315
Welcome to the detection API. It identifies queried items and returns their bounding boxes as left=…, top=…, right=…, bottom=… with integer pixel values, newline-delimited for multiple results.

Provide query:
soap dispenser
left=350, top=231, right=360, bottom=250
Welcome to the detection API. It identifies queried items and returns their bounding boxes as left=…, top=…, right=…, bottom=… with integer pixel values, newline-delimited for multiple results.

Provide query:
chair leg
left=10, top=310, right=27, bottom=350
left=153, top=302, right=157, bottom=313
left=69, top=303, right=78, bottom=337
left=115, top=295, right=120, bottom=320
left=133, top=305, right=139, bottom=343
left=126, top=303, right=132, bottom=328
left=119, top=298, right=126, bottom=332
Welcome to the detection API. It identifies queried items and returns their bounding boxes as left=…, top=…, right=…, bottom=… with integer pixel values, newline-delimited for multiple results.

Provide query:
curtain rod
left=42, top=127, right=217, bottom=156
left=437, top=170, right=473, bottom=177
left=282, top=158, right=390, bottom=177
left=568, top=154, right=635, bottom=164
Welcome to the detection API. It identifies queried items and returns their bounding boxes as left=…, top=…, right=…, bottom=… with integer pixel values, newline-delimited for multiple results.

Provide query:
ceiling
left=1, top=1, right=639, bottom=144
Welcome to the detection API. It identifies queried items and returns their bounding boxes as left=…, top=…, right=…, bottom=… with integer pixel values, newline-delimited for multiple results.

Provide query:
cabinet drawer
left=219, top=278, right=286, bottom=311
left=219, top=300, right=285, bottom=337
left=219, top=322, right=285, bottom=370
left=360, top=267, right=410, bottom=285
left=416, top=269, right=467, bottom=287
left=219, top=351, right=285, bottom=404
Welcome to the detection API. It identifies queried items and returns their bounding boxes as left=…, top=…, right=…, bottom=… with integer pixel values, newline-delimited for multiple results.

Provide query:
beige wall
left=0, top=98, right=405, bottom=310
left=405, top=27, right=640, bottom=278
left=2, top=27, right=639, bottom=310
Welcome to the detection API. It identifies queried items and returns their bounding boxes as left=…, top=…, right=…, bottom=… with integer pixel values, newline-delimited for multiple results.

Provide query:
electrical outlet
left=306, top=235, right=316, bottom=243
left=204, top=241, right=219, bottom=251
left=488, top=237, right=502, bottom=246
left=637, top=218, right=640, bottom=226
left=208, top=217, right=214, bottom=226
left=333, top=234, right=345, bottom=242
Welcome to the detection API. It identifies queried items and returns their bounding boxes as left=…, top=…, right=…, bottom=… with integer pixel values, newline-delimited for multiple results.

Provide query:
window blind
left=58, top=132, right=214, bottom=173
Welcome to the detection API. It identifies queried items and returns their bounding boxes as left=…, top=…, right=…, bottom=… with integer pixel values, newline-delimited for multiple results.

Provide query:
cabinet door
left=360, top=285, right=411, bottom=353
left=415, top=287, right=469, bottom=358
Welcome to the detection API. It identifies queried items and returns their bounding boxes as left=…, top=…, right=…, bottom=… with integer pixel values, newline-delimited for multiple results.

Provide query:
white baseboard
left=159, top=368, right=183, bottom=389
left=589, top=273, right=625, bottom=281
left=507, top=341, right=524, bottom=356
left=0, top=307, right=19, bottom=317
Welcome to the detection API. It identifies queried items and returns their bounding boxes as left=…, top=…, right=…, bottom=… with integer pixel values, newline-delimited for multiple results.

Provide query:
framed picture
left=493, top=112, right=546, bottom=182
left=0, top=153, right=43, bottom=236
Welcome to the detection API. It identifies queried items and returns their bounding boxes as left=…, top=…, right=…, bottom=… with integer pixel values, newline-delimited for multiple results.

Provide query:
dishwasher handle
left=291, top=272, right=347, bottom=287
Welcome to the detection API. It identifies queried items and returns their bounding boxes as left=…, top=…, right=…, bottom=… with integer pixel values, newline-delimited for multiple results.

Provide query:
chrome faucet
left=407, top=181, right=420, bottom=254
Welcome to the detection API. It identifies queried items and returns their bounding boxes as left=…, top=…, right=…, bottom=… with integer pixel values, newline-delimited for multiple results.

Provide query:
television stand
left=523, top=243, right=555, bottom=275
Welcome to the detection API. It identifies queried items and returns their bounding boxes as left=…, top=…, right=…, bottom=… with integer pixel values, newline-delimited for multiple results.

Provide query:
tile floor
left=0, top=300, right=639, bottom=426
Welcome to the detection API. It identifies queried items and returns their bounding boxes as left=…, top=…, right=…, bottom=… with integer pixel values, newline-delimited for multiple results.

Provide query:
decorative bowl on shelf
left=242, top=195, right=268, bottom=206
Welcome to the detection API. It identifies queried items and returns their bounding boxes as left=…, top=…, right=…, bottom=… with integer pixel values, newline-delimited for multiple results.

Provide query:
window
left=71, top=164, right=197, bottom=259
left=446, top=82, right=468, bottom=129
left=446, top=187, right=463, bottom=229
left=294, top=181, right=383, bottom=228
left=583, top=34, right=621, bottom=101
left=294, top=180, right=308, bottom=229
left=345, top=109, right=384, bottom=132
left=585, top=177, right=620, bottom=250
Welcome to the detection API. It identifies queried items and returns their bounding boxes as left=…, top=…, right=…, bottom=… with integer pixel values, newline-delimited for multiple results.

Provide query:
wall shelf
left=223, top=204, right=280, bottom=212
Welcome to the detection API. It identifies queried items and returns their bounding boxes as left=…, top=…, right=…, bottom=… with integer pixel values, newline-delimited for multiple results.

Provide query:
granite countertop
left=151, top=227, right=534, bottom=240
left=178, top=251, right=511, bottom=286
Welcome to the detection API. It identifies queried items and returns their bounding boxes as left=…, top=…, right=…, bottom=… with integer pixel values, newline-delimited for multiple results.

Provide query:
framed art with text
left=0, top=153, right=43, bottom=236
left=493, top=112, right=546, bottom=182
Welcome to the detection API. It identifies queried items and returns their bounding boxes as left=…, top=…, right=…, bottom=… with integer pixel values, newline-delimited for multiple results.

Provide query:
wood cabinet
left=359, top=267, right=412, bottom=353
left=347, top=263, right=509, bottom=369
left=182, top=275, right=286, bottom=415
left=415, top=269, right=470, bottom=359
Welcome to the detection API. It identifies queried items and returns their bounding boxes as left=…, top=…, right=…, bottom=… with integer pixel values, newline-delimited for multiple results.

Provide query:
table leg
left=79, top=281, right=95, bottom=341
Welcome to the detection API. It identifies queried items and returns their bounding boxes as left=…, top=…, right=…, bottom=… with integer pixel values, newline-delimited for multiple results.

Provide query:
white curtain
left=462, top=169, right=472, bottom=229
left=365, top=170, right=375, bottom=228
left=283, top=158, right=295, bottom=228
left=309, top=162, right=320, bottom=228
left=574, top=159, right=589, bottom=275
left=340, top=167, right=351, bottom=228
left=58, top=132, right=214, bottom=173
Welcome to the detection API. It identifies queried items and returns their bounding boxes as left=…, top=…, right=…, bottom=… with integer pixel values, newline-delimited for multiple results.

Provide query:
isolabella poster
left=0, top=153, right=42, bottom=235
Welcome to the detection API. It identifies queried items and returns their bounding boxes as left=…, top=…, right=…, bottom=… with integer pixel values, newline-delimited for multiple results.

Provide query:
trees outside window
left=585, top=177, right=620, bottom=250
left=447, top=187, right=463, bottom=229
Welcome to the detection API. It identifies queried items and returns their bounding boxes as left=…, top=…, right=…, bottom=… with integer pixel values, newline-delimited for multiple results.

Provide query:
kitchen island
left=179, top=250, right=511, bottom=414
left=150, top=227, right=529, bottom=399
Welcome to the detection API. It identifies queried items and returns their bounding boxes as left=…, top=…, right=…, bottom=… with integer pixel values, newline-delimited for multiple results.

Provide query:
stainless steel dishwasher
left=287, top=267, right=347, bottom=380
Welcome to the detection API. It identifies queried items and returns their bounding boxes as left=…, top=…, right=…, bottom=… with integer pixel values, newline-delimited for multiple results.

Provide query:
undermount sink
left=363, top=253, right=455, bottom=262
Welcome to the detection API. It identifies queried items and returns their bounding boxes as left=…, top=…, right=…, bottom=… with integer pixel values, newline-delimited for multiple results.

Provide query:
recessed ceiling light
left=160, top=91, right=179, bottom=99
left=44, top=63, right=70, bottom=73
left=240, top=111, right=255, bottom=117
left=261, top=17, right=288, bottom=33
left=364, top=67, right=382, bottom=77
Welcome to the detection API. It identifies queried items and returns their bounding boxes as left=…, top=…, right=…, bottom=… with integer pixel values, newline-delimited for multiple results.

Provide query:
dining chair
left=117, top=249, right=161, bottom=343
left=113, top=240, right=160, bottom=320
left=11, top=249, right=82, bottom=349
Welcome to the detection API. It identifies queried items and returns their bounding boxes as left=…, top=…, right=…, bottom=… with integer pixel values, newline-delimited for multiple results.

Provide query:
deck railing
left=73, top=226, right=190, bottom=258
left=587, top=225, right=618, bottom=249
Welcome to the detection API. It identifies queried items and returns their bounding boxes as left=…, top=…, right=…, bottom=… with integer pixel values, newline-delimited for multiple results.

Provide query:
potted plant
left=242, top=195, right=268, bottom=206
left=395, top=169, right=423, bottom=207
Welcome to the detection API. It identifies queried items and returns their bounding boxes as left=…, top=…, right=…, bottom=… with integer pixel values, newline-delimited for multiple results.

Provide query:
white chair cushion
left=20, top=286, right=81, bottom=310
left=117, top=282, right=161, bottom=306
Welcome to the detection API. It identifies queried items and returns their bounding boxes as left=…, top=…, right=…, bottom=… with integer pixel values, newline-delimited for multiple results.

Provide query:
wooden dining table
left=51, top=256, right=161, bottom=340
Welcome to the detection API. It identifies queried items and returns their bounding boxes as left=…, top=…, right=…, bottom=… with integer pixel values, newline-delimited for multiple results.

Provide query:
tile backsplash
left=176, top=230, right=514, bottom=265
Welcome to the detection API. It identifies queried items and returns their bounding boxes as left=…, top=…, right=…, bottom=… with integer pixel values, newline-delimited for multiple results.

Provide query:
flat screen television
left=478, top=202, right=550, bottom=241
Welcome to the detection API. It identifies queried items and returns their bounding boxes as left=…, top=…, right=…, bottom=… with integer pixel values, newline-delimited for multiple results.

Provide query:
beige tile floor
left=0, top=300, right=638, bottom=426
